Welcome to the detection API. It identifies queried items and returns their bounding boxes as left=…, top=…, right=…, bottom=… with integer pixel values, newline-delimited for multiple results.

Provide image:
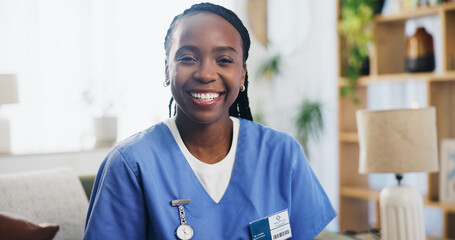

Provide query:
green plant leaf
left=338, top=0, right=379, bottom=105
left=296, top=100, right=324, bottom=159
left=257, top=54, right=282, bottom=81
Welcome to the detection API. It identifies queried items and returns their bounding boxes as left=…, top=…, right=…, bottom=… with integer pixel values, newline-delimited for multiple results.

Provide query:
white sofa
left=0, top=168, right=89, bottom=240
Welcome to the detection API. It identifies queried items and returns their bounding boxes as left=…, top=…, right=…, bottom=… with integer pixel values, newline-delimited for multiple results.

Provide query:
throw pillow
left=0, top=212, right=59, bottom=240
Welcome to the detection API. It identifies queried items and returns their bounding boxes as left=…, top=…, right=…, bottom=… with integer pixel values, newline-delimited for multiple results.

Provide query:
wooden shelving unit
left=337, top=2, right=455, bottom=238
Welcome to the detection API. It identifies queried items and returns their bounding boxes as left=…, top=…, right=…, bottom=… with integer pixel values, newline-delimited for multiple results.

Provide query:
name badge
left=249, top=209, right=292, bottom=240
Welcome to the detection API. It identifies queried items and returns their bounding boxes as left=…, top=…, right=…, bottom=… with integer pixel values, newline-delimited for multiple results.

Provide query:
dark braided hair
left=164, top=2, right=253, bottom=121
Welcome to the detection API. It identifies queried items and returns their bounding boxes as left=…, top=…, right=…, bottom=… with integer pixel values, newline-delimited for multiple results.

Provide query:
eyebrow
left=176, top=45, right=199, bottom=54
left=176, top=45, right=238, bottom=55
left=212, top=46, right=238, bottom=54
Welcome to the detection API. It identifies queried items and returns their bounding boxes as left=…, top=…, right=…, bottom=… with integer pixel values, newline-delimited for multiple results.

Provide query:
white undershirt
left=164, top=117, right=239, bottom=203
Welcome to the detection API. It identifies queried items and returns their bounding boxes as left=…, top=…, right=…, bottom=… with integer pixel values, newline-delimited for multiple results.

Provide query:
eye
left=217, top=56, right=234, bottom=65
left=177, top=55, right=197, bottom=63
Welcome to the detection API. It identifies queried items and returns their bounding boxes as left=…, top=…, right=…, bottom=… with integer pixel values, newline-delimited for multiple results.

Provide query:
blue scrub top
left=84, top=119, right=336, bottom=240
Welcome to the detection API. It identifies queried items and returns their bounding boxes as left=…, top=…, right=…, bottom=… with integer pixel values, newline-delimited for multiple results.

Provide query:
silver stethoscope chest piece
left=171, top=198, right=193, bottom=240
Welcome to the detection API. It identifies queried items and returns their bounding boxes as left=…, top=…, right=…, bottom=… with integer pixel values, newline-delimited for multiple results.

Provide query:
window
left=0, top=0, right=233, bottom=153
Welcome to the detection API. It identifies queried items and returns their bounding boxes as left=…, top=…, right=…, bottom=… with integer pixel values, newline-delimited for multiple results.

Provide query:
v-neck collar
left=162, top=117, right=241, bottom=205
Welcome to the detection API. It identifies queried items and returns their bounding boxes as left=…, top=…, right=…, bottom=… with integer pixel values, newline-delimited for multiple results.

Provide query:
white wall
left=235, top=0, right=339, bottom=230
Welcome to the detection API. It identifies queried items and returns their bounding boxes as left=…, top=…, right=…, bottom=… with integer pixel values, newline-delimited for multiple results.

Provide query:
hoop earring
left=163, top=80, right=170, bottom=87
left=240, top=85, right=245, bottom=92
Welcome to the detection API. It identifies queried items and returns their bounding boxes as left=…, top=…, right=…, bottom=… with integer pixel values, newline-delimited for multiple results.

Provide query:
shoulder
left=115, top=122, right=169, bottom=151
left=102, top=122, right=172, bottom=176
left=239, top=118, right=301, bottom=150
left=238, top=118, right=306, bottom=170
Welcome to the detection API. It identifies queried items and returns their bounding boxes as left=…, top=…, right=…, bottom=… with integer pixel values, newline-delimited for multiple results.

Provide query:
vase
left=405, top=27, right=435, bottom=73
left=360, top=57, right=370, bottom=76
left=93, top=117, right=117, bottom=148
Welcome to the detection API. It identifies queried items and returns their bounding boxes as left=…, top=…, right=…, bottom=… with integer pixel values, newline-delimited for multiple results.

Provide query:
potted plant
left=338, top=0, right=383, bottom=104
left=257, top=54, right=282, bottom=82
left=255, top=51, right=325, bottom=159
left=295, top=99, right=324, bottom=159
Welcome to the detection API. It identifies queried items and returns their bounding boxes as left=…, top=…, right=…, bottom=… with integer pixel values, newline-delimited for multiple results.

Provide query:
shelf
left=374, top=2, right=455, bottom=23
left=338, top=1, right=455, bottom=237
left=428, top=71, right=455, bottom=82
left=373, top=72, right=441, bottom=81
left=338, top=76, right=370, bottom=87
left=339, top=72, right=455, bottom=87
left=340, top=186, right=380, bottom=201
left=340, top=186, right=455, bottom=213
left=426, top=200, right=455, bottom=213
left=339, top=131, right=358, bottom=143
left=372, top=72, right=455, bottom=82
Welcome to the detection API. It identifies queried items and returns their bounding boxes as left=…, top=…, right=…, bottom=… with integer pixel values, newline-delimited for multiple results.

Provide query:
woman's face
left=166, top=12, right=246, bottom=124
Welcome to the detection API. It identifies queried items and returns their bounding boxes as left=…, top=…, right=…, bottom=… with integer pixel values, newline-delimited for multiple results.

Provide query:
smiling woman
left=83, top=3, right=335, bottom=240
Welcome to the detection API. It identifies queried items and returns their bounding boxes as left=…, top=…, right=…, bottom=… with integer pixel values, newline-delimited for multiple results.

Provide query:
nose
left=193, top=60, right=216, bottom=83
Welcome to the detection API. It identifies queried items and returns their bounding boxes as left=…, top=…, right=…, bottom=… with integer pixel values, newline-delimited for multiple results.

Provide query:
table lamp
left=356, top=107, right=438, bottom=240
left=0, top=74, right=19, bottom=153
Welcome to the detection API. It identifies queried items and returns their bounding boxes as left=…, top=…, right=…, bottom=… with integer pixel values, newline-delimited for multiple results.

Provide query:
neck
left=175, top=113, right=233, bottom=164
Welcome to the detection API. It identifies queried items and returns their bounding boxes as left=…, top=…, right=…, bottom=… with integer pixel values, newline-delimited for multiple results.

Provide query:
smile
left=189, top=92, right=222, bottom=102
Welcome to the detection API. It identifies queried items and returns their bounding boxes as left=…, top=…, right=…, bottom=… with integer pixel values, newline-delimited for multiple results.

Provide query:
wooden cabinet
left=337, top=2, right=455, bottom=238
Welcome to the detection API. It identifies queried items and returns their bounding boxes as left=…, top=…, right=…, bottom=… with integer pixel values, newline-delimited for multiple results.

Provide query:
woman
left=84, top=3, right=335, bottom=239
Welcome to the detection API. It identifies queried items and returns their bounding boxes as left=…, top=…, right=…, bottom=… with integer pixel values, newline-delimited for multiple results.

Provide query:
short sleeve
left=83, top=147, right=147, bottom=240
left=289, top=140, right=336, bottom=239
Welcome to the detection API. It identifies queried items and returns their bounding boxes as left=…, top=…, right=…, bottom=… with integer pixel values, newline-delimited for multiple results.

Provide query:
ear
left=165, top=60, right=170, bottom=85
left=241, top=63, right=247, bottom=87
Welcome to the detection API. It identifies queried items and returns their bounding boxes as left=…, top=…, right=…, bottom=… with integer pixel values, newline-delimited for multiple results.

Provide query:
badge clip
left=171, top=198, right=193, bottom=240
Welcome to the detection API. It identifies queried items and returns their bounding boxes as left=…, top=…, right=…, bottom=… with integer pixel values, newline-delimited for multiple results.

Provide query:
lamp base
left=380, top=185, right=425, bottom=240
left=0, top=117, right=11, bottom=153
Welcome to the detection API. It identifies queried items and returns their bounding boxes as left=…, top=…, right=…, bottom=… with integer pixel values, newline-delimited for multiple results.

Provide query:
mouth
left=188, top=92, right=223, bottom=102
left=187, top=90, right=224, bottom=107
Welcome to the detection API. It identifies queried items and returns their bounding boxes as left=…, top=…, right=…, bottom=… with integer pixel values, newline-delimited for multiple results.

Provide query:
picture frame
left=439, top=139, right=455, bottom=203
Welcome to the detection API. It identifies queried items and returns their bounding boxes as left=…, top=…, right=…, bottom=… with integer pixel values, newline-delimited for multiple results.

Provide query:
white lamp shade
left=0, top=74, right=19, bottom=104
left=356, top=107, right=439, bottom=174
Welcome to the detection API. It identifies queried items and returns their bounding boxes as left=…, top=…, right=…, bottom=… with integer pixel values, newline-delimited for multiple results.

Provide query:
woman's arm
left=289, top=140, right=336, bottom=240
left=84, top=147, right=147, bottom=240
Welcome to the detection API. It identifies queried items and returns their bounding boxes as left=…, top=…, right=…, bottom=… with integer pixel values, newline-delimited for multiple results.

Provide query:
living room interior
left=1, top=0, right=454, bottom=239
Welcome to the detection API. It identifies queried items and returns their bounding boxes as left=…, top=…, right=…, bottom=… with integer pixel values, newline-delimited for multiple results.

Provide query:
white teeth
left=190, top=92, right=220, bottom=101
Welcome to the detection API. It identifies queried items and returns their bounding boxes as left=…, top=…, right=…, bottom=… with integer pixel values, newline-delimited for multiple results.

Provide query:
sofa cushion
left=0, top=168, right=89, bottom=240
left=79, top=174, right=96, bottom=199
left=0, top=211, right=59, bottom=240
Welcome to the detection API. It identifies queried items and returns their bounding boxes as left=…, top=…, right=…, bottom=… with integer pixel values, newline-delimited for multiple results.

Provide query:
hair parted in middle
left=164, top=2, right=253, bottom=121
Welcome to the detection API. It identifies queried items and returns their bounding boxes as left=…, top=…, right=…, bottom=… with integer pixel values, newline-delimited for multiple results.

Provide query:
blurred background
left=2, top=0, right=454, bottom=238
left=0, top=0, right=339, bottom=231
left=0, top=0, right=337, bottom=161
left=0, top=0, right=338, bottom=208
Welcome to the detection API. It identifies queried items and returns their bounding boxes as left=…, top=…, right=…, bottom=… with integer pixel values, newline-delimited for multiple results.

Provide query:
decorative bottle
left=405, top=27, right=435, bottom=72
